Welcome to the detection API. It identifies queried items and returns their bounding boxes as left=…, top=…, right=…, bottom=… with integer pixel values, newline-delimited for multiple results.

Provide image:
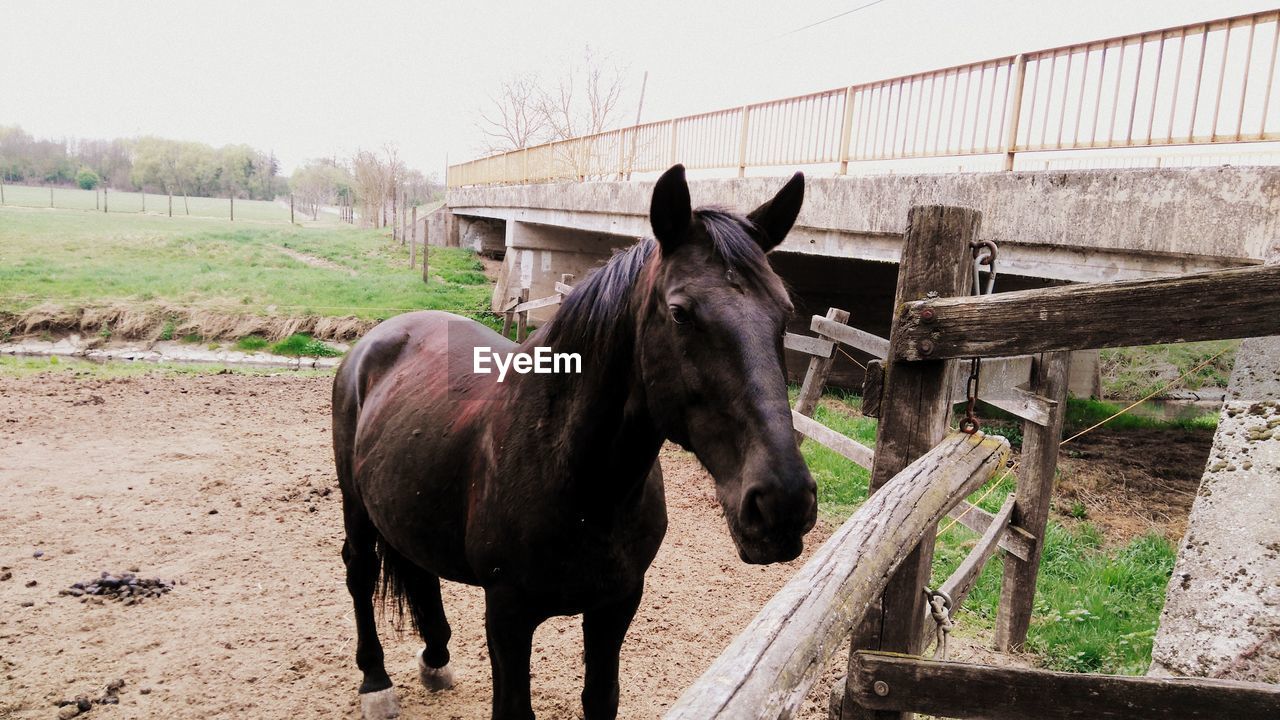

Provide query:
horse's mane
left=536, top=208, right=788, bottom=353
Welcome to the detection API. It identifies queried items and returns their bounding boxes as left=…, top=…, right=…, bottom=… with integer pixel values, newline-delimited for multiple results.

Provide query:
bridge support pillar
left=490, top=220, right=634, bottom=324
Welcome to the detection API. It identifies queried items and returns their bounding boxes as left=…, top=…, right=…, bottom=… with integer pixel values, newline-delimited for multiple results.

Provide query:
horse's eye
left=669, top=305, right=692, bottom=325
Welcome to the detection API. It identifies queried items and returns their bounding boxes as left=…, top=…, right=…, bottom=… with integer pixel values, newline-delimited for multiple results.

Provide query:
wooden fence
left=661, top=204, right=1280, bottom=719
left=497, top=275, right=575, bottom=342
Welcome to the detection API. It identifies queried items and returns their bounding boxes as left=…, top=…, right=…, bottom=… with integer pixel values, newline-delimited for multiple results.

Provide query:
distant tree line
left=0, top=125, right=285, bottom=200
left=289, top=147, right=443, bottom=227
left=0, top=124, right=444, bottom=226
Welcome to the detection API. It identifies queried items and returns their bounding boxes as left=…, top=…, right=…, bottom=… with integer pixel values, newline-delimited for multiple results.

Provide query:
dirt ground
left=0, top=371, right=860, bottom=720
left=0, top=371, right=1207, bottom=719
left=1055, top=429, right=1212, bottom=544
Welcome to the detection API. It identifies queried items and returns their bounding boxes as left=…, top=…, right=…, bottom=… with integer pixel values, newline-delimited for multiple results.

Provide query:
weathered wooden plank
left=554, top=281, right=575, bottom=295
left=995, top=351, right=1071, bottom=651
left=840, top=206, right=980, bottom=720
left=664, top=433, right=1011, bottom=720
left=947, top=355, right=1056, bottom=427
left=792, top=410, right=875, bottom=469
left=812, top=315, right=890, bottom=359
left=513, top=293, right=563, bottom=313
left=892, top=263, right=1280, bottom=361
left=793, top=308, right=849, bottom=445
left=849, top=651, right=1280, bottom=720
left=785, top=332, right=837, bottom=358
left=941, top=493, right=1016, bottom=606
left=944, top=500, right=1034, bottom=562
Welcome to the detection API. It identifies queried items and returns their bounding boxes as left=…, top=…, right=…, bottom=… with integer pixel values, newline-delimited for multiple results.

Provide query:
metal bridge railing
left=448, top=9, right=1280, bottom=187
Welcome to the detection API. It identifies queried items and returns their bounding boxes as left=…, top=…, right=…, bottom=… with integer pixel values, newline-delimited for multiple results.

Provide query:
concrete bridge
left=432, top=9, right=1280, bottom=389
left=434, top=166, right=1280, bottom=391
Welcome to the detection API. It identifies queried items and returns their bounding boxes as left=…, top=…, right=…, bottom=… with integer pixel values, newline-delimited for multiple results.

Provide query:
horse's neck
left=506, top=333, right=663, bottom=496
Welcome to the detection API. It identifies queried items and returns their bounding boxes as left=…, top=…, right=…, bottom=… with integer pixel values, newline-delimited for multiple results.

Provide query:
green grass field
left=0, top=182, right=330, bottom=224
left=0, top=205, right=495, bottom=340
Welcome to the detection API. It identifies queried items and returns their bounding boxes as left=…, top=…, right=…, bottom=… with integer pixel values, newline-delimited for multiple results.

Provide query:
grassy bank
left=795, top=390, right=1180, bottom=675
left=1101, top=340, right=1237, bottom=399
left=0, top=206, right=495, bottom=342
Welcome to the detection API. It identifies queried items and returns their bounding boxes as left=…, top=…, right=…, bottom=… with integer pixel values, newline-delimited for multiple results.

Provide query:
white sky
left=2, top=0, right=1275, bottom=176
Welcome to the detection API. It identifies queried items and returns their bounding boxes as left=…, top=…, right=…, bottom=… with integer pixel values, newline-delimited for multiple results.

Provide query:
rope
left=937, top=461, right=1018, bottom=537
left=925, top=588, right=955, bottom=659
left=835, top=344, right=868, bottom=371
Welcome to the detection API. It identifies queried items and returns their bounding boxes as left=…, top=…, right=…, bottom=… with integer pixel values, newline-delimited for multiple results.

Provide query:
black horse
left=333, top=165, right=817, bottom=719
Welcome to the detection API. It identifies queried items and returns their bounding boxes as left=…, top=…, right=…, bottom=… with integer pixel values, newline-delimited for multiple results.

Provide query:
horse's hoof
left=359, top=687, right=401, bottom=719
left=416, top=648, right=455, bottom=692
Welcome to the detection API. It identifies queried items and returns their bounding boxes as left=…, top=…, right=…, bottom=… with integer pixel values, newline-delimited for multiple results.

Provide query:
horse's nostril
left=743, top=487, right=771, bottom=529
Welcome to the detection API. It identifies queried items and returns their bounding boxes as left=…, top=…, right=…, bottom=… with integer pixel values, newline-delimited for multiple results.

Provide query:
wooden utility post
left=994, top=351, right=1070, bottom=650
left=837, top=205, right=980, bottom=720
left=410, top=206, right=418, bottom=268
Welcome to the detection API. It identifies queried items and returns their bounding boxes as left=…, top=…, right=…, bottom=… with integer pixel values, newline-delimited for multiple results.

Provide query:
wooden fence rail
left=892, top=263, right=1280, bottom=361
left=664, top=432, right=1010, bottom=720
left=847, top=651, right=1280, bottom=719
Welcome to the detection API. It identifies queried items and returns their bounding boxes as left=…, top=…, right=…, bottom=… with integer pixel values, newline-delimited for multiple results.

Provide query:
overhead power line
left=775, top=0, right=894, bottom=39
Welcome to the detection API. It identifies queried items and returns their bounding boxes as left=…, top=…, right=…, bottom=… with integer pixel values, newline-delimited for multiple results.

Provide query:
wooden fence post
left=994, top=350, right=1071, bottom=651
left=230, top=193, right=234, bottom=221
left=49, top=185, right=53, bottom=207
left=793, top=307, right=850, bottom=444
left=103, top=187, right=108, bottom=212
left=168, top=192, right=173, bottom=218
left=837, top=205, right=979, bottom=720
left=422, top=219, right=431, bottom=283
left=515, top=287, right=530, bottom=342
left=141, top=191, right=145, bottom=213
left=290, top=194, right=294, bottom=224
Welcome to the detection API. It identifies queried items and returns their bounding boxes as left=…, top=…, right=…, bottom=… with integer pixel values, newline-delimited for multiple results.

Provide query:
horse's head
left=638, top=164, right=817, bottom=564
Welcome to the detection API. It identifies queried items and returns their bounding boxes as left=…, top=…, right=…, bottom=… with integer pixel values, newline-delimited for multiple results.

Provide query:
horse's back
left=333, top=310, right=509, bottom=583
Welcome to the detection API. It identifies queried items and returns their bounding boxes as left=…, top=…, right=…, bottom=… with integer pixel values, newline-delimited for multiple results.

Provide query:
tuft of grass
left=235, top=335, right=269, bottom=352
left=158, top=318, right=176, bottom=341
left=269, top=333, right=341, bottom=357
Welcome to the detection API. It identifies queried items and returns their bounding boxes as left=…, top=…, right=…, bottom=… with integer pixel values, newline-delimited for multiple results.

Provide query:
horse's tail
left=373, top=537, right=434, bottom=632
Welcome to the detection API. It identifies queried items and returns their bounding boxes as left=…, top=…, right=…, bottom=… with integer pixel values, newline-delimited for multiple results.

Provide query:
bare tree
left=539, top=46, right=626, bottom=142
left=477, top=74, right=550, bottom=153
left=476, top=46, right=629, bottom=179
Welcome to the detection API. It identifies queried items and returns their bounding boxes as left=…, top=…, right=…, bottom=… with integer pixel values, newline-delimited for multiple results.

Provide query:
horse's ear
left=747, top=172, right=804, bottom=252
left=650, top=164, right=691, bottom=252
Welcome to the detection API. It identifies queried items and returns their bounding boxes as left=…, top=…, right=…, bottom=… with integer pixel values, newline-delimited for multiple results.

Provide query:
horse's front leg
left=581, top=586, right=643, bottom=720
left=484, top=588, right=539, bottom=720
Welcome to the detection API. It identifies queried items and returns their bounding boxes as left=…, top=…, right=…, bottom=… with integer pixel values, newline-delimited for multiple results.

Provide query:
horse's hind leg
left=342, top=504, right=399, bottom=719
left=402, top=570, right=455, bottom=692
